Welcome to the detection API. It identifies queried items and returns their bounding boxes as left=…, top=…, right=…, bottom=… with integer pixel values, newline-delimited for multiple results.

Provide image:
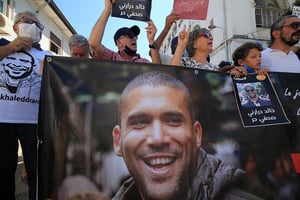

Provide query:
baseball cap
left=114, top=25, right=140, bottom=44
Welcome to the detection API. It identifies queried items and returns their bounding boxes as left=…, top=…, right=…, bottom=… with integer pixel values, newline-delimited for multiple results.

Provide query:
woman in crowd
left=170, top=25, right=220, bottom=71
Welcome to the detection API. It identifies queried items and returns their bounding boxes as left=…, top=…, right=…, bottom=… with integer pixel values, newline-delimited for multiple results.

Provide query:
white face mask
left=18, top=23, right=41, bottom=43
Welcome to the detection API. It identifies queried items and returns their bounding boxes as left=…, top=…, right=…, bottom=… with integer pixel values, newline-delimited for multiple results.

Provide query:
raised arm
left=146, top=19, right=161, bottom=64
left=88, top=0, right=113, bottom=59
left=155, top=13, right=179, bottom=50
left=170, top=25, right=190, bottom=66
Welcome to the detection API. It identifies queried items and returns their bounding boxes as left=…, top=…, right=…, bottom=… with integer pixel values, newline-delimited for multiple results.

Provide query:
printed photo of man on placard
left=239, top=82, right=272, bottom=108
left=231, top=74, right=290, bottom=127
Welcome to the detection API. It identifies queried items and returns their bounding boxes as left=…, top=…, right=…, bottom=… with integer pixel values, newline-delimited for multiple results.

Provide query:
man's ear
left=112, top=125, right=123, bottom=156
left=272, top=29, right=281, bottom=40
left=116, top=39, right=124, bottom=48
left=193, top=121, right=202, bottom=148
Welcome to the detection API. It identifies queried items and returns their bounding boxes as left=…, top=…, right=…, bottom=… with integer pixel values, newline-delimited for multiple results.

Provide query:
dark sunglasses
left=281, top=22, right=300, bottom=30
left=198, top=31, right=212, bottom=39
left=17, top=17, right=44, bottom=30
left=245, top=89, right=255, bottom=93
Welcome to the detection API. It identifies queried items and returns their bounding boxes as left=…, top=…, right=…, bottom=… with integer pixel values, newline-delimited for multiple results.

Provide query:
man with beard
left=242, top=84, right=272, bottom=108
left=111, top=71, right=262, bottom=200
left=89, top=0, right=161, bottom=64
left=261, top=15, right=300, bottom=73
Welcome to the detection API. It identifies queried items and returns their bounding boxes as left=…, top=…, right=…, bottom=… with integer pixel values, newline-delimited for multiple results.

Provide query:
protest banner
left=37, top=56, right=300, bottom=199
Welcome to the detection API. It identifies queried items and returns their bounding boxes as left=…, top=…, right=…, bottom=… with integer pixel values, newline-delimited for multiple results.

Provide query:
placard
left=112, top=0, right=151, bottom=21
left=231, top=74, right=290, bottom=127
left=173, top=0, right=209, bottom=20
left=292, top=6, right=300, bottom=17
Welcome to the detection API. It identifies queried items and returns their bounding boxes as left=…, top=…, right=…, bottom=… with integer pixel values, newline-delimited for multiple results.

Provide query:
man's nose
left=147, top=121, right=167, bottom=145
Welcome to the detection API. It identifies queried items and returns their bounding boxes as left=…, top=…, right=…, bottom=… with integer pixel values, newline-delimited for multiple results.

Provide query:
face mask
left=18, top=23, right=41, bottom=43
left=124, top=45, right=137, bottom=56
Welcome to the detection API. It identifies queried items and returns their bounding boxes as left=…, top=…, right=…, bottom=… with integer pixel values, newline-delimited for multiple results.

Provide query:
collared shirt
left=261, top=48, right=300, bottom=73
left=102, top=46, right=150, bottom=63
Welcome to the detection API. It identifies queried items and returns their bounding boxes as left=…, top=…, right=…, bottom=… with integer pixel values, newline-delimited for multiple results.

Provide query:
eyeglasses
left=17, top=17, right=44, bottom=30
left=245, top=89, right=255, bottom=93
left=281, top=22, right=300, bottom=30
left=198, top=31, right=212, bottom=39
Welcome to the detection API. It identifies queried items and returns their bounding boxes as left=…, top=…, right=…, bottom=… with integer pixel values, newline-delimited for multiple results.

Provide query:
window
left=0, top=1, right=3, bottom=13
left=50, top=31, right=62, bottom=55
left=255, top=6, right=287, bottom=28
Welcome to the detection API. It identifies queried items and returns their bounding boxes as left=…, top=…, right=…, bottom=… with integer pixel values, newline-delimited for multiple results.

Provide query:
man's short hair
left=69, top=34, right=89, bottom=48
left=119, top=71, right=195, bottom=122
left=244, top=84, right=255, bottom=90
left=14, top=10, right=38, bottom=24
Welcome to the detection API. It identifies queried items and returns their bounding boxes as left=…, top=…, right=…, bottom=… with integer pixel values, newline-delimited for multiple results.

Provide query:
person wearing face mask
left=88, top=0, right=161, bottom=63
left=0, top=11, right=50, bottom=200
left=261, top=15, right=300, bottom=73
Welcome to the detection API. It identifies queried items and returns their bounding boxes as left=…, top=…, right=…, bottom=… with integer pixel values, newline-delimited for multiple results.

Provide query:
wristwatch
left=149, top=42, right=157, bottom=49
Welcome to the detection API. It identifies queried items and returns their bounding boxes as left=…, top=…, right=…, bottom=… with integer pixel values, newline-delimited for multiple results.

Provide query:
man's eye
left=130, top=119, right=149, bottom=128
left=167, top=117, right=183, bottom=125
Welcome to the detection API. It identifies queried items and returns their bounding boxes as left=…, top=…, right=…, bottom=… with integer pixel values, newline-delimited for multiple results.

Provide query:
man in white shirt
left=0, top=11, right=50, bottom=200
left=261, top=15, right=300, bottom=73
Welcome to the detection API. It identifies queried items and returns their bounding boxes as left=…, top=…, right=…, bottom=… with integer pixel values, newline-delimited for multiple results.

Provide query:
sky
left=54, top=0, right=174, bottom=60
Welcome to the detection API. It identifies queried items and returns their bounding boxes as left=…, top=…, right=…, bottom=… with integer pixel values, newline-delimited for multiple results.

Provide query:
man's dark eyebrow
left=19, top=58, right=31, bottom=63
left=126, top=112, right=149, bottom=121
left=6, top=56, right=16, bottom=60
left=163, top=111, right=184, bottom=118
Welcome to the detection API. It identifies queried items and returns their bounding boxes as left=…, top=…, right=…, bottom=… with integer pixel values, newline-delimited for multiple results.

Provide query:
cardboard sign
left=173, top=0, right=209, bottom=20
left=292, top=6, right=300, bottom=17
left=231, top=74, right=290, bottom=127
left=112, top=0, right=151, bottom=21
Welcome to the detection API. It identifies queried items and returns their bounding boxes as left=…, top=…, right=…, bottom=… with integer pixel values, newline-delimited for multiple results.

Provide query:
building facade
left=160, top=0, right=296, bottom=65
left=0, top=0, right=76, bottom=56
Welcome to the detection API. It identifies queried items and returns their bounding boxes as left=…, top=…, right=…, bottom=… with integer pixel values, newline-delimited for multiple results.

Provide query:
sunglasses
left=245, top=89, right=255, bottom=93
left=17, top=17, right=44, bottom=30
left=281, top=22, right=300, bottom=30
left=198, top=31, right=212, bottom=39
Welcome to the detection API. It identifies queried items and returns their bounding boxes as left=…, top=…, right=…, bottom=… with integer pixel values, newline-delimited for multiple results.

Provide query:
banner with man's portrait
left=37, top=56, right=300, bottom=199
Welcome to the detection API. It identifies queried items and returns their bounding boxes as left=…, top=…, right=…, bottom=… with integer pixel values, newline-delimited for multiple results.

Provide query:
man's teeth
left=150, top=158, right=172, bottom=166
